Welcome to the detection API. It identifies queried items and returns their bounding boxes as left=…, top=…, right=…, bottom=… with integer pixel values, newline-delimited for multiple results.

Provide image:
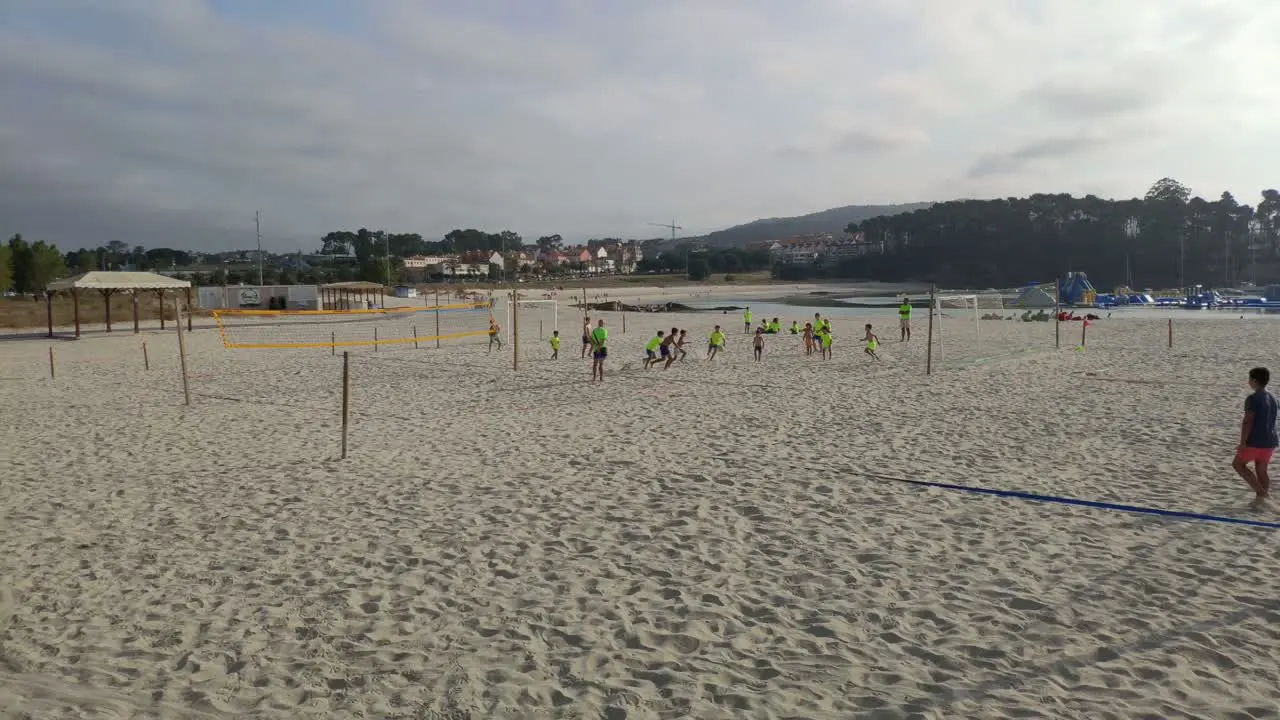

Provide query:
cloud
left=1, top=0, right=1279, bottom=251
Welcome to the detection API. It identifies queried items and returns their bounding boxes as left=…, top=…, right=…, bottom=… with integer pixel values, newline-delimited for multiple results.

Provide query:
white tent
left=45, top=271, right=191, bottom=338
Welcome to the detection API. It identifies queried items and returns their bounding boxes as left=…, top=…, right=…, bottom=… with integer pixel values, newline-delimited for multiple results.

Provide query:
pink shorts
left=1236, top=447, right=1274, bottom=464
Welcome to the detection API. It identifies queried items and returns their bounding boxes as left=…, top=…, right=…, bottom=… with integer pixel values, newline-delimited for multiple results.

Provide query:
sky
left=2, top=0, right=1279, bottom=252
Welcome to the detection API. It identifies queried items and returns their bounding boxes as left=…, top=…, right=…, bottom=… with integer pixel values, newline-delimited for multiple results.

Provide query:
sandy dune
left=2, top=303, right=1279, bottom=719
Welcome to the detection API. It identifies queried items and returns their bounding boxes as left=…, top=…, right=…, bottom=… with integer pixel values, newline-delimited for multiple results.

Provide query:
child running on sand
left=707, top=325, right=726, bottom=360
left=644, top=330, right=665, bottom=369
left=550, top=330, right=560, bottom=360
left=661, top=327, right=678, bottom=369
left=863, top=324, right=880, bottom=361
left=753, top=328, right=764, bottom=361
left=675, top=329, right=688, bottom=361
left=1233, top=366, right=1278, bottom=510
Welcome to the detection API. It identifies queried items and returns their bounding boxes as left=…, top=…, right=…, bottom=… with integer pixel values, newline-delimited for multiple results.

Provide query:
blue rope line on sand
left=863, top=473, right=1280, bottom=530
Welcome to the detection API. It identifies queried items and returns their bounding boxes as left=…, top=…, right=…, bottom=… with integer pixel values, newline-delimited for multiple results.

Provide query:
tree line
left=778, top=179, right=1280, bottom=290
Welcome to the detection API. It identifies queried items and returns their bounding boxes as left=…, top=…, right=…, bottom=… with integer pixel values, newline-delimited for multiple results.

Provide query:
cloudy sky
left=3, top=0, right=1278, bottom=252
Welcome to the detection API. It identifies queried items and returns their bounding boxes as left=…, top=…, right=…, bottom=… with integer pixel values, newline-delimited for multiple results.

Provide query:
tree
left=8, top=235, right=66, bottom=293
left=1145, top=177, right=1191, bottom=204
left=687, top=257, right=710, bottom=281
left=0, top=243, right=11, bottom=292
left=536, top=234, right=563, bottom=251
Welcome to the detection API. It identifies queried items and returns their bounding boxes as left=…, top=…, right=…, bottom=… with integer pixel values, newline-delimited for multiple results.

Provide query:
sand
left=2, top=299, right=1280, bottom=719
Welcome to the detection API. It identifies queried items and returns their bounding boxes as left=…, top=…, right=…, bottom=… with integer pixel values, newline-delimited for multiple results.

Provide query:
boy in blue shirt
left=1232, top=367, right=1278, bottom=510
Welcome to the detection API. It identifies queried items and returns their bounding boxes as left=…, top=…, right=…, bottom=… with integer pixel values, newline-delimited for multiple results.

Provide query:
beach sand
left=2, top=304, right=1279, bottom=719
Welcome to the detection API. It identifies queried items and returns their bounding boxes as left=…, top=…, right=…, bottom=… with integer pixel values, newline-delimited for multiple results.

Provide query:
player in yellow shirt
left=707, top=325, right=726, bottom=360
left=549, top=330, right=561, bottom=360
left=644, top=330, right=665, bottom=369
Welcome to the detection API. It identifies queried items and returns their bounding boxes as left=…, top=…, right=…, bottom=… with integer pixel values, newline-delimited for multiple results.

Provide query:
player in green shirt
left=743, top=308, right=753, bottom=334
left=643, top=330, right=665, bottom=369
left=899, top=297, right=912, bottom=341
left=590, top=319, right=608, bottom=382
left=707, top=325, right=726, bottom=360
left=550, top=330, right=561, bottom=360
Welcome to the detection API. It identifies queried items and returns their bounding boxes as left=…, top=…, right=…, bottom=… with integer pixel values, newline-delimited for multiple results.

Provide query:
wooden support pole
left=185, top=288, right=192, bottom=332
left=48, top=346, right=55, bottom=380
left=175, top=296, right=191, bottom=406
left=73, top=289, right=81, bottom=339
left=143, top=341, right=150, bottom=371
left=132, top=291, right=140, bottom=334
left=926, top=284, right=936, bottom=375
left=1168, top=318, right=1173, bottom=348
left=622, top=313, right=626, bottom=334
left=512, top=290, right=520, bottom=372
left=45, top=292, right=54, bottom=338
left=434, top=291, right=441, bottom=349
left=331, top=331, right=336, bottom=356
left=413, top=325, right=419, bottom=349
left=1054, top=279, right=1061, bottom=350
left=373, top=326, right=379, bottom=351
left=158, top=290, right=166, bottom=330
left=103, top=289, right=113, bottom=332
left=1080, top=320, right=1087, bottom=348
left=341, top=351, right=350, bottom=459
left=539, top=320, right=543, bottom=339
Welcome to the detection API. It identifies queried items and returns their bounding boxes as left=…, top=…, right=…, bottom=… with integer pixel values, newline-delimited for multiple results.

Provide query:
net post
left=143, top=341, right=149, bottom=371
left=414, top=325, right=419, bottom=349
left=434, top=291, right=441, bottom=349
left=341, top=351, right=350, bottom=459
left=926, top=284, right=935, bottom=375
left=1168, top=318, right=1173, bottom=348
left=540, top=320, right=543, bottom=339
left=1054, top=279, right=1061, bottom=349
left=373, top=326, right=378, bottom=351
left=512, top=289, right=520, bottom=372
left=622, top=312, right=626, bottom=334
left=175, top=296, right=191, bottom=406
left=1080, top=319, right=1087, bottom=348
left=48, top=346, right=55, bottom=380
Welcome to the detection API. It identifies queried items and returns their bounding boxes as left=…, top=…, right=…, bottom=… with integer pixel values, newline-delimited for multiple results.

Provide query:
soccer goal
left=930, top=292, right=1013, bottom=365
left=504, top=297, right=558, bottom=345
left=210, top=300, right=494, bottom=350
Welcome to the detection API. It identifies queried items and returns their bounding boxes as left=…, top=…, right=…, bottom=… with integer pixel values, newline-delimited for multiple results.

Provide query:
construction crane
left=649, top=220, right=681, bottom=244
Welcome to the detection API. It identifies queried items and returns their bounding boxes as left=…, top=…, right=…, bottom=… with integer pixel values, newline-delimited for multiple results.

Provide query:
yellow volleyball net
left=209, top=300, right=494, bottom=350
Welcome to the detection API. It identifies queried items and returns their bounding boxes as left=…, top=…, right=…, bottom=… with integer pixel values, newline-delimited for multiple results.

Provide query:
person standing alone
left=743, top=307, right=753, bottom=334
left=1233, top=366, right=1278, bottom=510
left=899, top=297, right=912, bottom=342
left=590, top=319, right=608, bottom=382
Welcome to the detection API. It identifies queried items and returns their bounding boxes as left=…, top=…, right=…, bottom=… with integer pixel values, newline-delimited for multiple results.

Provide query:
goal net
left=931, top=293, right=1010, bottom=364
left=210, top=300, right=493, bottom=350
left=503, top=297, right=559, bottom=345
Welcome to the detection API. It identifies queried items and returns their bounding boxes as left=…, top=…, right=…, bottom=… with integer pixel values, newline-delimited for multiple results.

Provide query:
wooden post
left=341, top=351, right=350, bottom=459
left=143, top=342, right=150, bottom=371
left=413, top=325, right=419, bottom=349
left=331, top=331, right=336, bottom=356
left=48, top=346, right=55, bottom=379
left=434, top=291, right=441, bottom=349
left=72, top=289, right=81, bottom=339
left=45, top=292, right=53, bottom=338
left=926, top=284, right=936, bottom=375
left=1080, top=320, right=1087, bottom=348
left=512, top=290, right=520, bottom=372
left=175, top=296, right=191, bottom=406
left=622, top=313, right=626, bottom=334
left=131, top=291, right=140, bottom=334
left=185, top=288, right=192, bottom=332
left=103, top=289, right=113, bottom=332
left=158, top=290, right=166, bottom=330
left=539, top=320, right=543, bottom=339
left=1168, top=318, right=1173, bottom=348
left=1054, top=279, right=1061, bottom=349
left=373, top=326, right=379, bottom=351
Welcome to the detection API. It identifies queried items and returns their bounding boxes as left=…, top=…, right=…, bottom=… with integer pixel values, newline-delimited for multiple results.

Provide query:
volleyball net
left=210, top=300, right=494, bottom=350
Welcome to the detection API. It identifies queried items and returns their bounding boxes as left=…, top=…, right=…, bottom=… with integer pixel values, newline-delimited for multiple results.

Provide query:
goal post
left=505, top=297, right=558, bottom=345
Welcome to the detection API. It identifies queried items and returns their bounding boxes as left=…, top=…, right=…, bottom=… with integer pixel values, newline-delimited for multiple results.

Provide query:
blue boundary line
left=862, top=472, right=1280, bottom=530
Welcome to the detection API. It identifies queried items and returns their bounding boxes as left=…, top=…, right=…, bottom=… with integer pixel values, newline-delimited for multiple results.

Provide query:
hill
left=688, top=202, right=933, bottom=248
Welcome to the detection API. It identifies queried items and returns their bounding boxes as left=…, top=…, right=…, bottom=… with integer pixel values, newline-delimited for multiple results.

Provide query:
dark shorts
left=593, top=348, right=607, bottom=360
left=660, top=345, right=670, bottom=358
left=582, top=335, right=590, bottom=344
left=645, top=349, right=656, bottom=359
